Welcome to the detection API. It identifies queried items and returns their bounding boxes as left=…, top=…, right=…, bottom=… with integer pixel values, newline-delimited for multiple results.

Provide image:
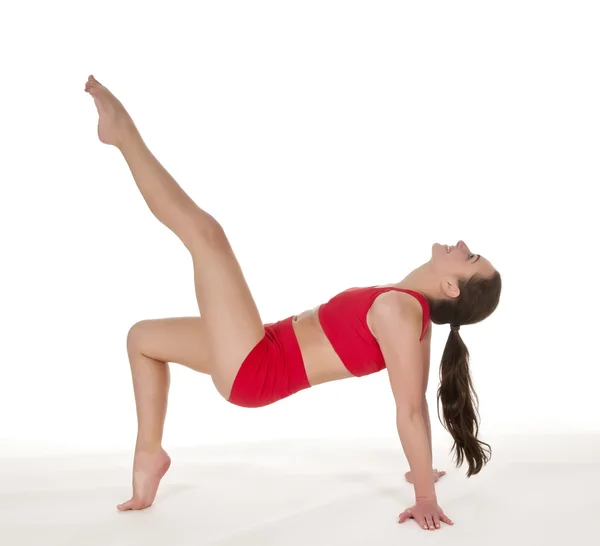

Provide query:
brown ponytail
left=425, top=270, right=502, bottom=477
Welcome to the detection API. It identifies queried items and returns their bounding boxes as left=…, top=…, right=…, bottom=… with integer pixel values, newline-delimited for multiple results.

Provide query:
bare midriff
left=291, top=305, right=356, bottom=386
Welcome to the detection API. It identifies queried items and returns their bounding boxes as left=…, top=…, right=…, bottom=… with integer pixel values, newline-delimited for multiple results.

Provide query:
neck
left=393, top=261, right=445, bottom=301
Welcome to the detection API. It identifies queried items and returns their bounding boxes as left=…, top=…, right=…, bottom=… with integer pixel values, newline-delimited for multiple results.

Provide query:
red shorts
left=227, top=316, right=311, bottom=408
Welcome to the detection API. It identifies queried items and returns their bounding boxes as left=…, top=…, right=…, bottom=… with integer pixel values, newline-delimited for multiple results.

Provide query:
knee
left=186, top=213, right=227, bottom=249
left=126, top=320, right=149, bottom=352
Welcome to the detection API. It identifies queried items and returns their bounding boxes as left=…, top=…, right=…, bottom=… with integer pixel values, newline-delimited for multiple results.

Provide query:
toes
left=117, top=498, right=139, bottom=511
left=117, top=497, right=151, bottom=511
left=117, top=499, right=133, bottom=511
left=87, top=75, right=101, bottom=88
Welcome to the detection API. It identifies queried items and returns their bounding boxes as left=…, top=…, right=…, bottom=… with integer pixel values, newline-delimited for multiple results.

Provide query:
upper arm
left=370, top=292, right=426, bottom=415
left=421, top=322, right=432, bottom=396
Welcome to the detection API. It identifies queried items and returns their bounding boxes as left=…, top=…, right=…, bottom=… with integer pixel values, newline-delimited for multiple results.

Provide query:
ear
left=442, top=278, right=461, bottom=299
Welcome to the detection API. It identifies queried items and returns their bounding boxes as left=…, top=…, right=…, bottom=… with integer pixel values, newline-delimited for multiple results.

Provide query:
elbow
left=396, top=394, right=427, bottom=420
left=396, top=404, right=424, bottom=422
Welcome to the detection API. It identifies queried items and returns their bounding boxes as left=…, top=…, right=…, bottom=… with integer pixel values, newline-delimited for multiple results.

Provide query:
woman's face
left=431, top=240, right=495, bottom=280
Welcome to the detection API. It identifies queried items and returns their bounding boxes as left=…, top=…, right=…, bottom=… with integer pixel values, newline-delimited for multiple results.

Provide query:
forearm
left=422, top=398, right=433, bottom=460
left=396, top=412, right=436, bottom=500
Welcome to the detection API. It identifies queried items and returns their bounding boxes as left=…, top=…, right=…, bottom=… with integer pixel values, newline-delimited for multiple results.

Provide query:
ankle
left=117, top=124, right=143, bottom=154
left=135, top=439, right=163, bottom=455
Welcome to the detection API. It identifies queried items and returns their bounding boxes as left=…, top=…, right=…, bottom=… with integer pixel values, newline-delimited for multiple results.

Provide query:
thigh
left=188, top=221, right=265, bottom=383
left=128, top=317, right=213, bottom=375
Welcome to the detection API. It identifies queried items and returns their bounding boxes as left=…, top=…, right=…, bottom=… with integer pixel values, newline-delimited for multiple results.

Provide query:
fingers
left=397, top=508, right=412, bottom=523
left=398, top=507, right=454, bottom=529
left=439, top=512, right=454, bottom=526
left=433, top=470, right=447, bottom=483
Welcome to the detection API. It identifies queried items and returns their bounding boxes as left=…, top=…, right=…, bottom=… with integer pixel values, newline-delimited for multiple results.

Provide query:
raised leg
left=84, top=75, right=265, bottom=396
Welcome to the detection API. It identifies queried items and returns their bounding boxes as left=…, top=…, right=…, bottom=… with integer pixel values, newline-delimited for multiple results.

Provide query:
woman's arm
left=370, top=292, right=437, bottom=501
left=419, top=318, right=433, bottom=460
left=395, top=410, right=436, bottom=500
left=422, top=397, right=433, bottom=460
left=420, top=325, right=433, bottom=459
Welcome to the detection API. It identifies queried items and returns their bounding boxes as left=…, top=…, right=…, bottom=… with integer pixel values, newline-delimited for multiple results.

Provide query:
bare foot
left=405, top=468, right=446, bottom=485
left=117, top=448, right=171, bottom=511
left=84, top=75, right=138, bottom=149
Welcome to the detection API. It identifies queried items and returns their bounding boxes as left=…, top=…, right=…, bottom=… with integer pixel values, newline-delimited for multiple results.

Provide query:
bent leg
left=118, top=316, right=214, bottom=511
left=125, top=317, right=213, bottom=450
left=130, top=317, right=213, bottom=374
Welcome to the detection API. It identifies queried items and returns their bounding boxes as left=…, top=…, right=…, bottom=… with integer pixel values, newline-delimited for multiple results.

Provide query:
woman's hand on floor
left=404, top=468, right=446, bottom=484
left=398, top=498, right=454, bottom=530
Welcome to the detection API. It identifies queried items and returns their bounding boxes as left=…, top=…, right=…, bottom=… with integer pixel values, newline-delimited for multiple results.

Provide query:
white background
left=1, top=0, right=598, bottom=456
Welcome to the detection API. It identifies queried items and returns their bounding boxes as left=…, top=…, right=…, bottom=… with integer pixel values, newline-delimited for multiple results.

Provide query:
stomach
left=291, top=305, right=355, bottom=386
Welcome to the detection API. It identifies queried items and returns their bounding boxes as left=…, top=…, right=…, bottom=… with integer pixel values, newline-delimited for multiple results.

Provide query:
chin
left=431, top=242, right=448, bottom=265
left=432, top=242, right=444, bottom=255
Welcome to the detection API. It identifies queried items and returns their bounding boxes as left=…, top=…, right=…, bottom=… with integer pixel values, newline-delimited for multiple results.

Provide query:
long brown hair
left=424, top=270, right=502, bottom=477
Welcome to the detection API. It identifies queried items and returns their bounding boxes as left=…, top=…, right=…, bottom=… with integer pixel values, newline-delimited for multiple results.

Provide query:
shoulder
left=367, top=290, right=424, bottom=341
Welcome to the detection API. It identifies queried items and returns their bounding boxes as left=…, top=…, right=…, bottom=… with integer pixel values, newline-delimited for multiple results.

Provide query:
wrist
left=412, top=468, right=436, bottom=499
left=416, top=495, right=437, bottom=503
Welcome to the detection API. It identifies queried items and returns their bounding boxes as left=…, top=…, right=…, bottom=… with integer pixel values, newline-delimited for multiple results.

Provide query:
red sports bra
left=317, top=286, right=431, bottom=377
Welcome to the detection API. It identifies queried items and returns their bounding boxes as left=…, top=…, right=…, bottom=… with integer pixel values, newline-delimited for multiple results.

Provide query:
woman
left=84, top=75, right=501, bottom=531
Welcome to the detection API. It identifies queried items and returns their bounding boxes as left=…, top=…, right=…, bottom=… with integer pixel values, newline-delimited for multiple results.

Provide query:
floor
left=0, top=434, right=597, bottom=545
